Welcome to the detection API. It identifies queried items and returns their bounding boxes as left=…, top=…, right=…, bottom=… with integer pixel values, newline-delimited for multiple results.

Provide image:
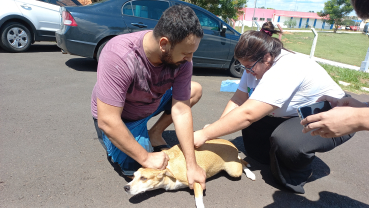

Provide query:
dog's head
left=124, top=167, right=170, bottom=195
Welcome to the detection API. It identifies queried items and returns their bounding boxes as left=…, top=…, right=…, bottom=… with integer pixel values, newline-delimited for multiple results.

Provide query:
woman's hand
left=194, top=130, right=209, bottom=148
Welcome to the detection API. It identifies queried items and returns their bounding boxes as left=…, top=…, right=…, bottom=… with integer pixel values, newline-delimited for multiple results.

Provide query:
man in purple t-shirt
left=91, top=5, right=206, bottom=190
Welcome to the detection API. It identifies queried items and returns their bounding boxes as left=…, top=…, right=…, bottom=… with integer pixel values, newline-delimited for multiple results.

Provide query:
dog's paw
left=244, top=168, right=256, bottom=181
left=195, top=197, right=205, bottom=208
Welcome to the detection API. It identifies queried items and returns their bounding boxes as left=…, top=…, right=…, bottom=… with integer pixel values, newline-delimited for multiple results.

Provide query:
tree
left=284, top=19, right=297, bottom=28
left=183, top=0, right=247, bottom=23
left=318, top=0, right=353, bottom=33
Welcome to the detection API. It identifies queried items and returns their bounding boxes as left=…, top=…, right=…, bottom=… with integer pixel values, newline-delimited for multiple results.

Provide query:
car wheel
left=228, top=59, right=243, bottom=78
left=96, top=39, right=110, bottom=62
left=0, top=22, right=32, bottom=52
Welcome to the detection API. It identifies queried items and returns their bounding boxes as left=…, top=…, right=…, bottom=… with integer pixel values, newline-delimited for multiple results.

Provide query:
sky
left=246, top=0, right=357, bottom=16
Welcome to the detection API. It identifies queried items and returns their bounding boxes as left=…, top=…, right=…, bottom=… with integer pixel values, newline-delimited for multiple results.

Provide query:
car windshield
left=54, top=0, right=82, bottom=6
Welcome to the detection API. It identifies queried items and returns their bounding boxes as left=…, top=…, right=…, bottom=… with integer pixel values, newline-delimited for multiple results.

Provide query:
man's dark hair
left=351, top=0, right=369, bottom=19
left=153, top=4, right=203, bottom=47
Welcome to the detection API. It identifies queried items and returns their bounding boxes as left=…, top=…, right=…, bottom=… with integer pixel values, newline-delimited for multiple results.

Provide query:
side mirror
left=220, top=24, right=227, bottom=33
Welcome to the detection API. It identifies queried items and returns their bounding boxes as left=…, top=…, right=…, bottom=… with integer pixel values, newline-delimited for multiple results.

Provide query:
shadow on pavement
left=265, top=190, right=369, bottom=207
left=65, top=58, right=97, bottom=72
left=0, top=43, right=60, bottom=53
left=230, top=136, right=331, bottom=192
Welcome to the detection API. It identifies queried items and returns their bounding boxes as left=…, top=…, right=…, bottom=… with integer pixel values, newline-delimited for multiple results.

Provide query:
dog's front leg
left=194, top=182, right=204, bottom=208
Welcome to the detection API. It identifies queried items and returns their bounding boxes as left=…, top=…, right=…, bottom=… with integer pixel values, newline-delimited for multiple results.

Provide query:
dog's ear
left=156, top=170, right=173, bottom=179
left=157, top=171, right=165, bottom=179
left=165, top=169, right=174, bottom=178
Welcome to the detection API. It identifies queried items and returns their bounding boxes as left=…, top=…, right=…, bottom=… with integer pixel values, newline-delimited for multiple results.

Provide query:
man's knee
left=190, top=81, right=202, bottom=106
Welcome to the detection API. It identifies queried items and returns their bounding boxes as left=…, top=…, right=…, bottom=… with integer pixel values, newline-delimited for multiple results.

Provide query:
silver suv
left=0, top=0, right=81, bottom=52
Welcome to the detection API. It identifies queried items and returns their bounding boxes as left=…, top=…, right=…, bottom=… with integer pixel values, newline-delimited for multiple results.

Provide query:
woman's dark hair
left=153, top=5, right=203, bottom=47
left=234, top=22, right=290, bottom=64
left=351, top=0, right=369, bottom=19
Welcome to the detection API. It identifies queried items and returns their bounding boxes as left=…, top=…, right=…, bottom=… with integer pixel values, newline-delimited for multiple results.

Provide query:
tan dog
left=124, top=139, right=255, bottom=208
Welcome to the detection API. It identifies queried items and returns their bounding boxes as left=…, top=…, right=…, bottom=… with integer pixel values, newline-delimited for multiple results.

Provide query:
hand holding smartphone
left=297, top=101, right=332, bottom=122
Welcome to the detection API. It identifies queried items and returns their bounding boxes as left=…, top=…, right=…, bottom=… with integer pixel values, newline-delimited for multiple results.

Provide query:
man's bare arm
left=97, top=98, right=168, bottom=169
left=171, top=98, right=206, bottom=190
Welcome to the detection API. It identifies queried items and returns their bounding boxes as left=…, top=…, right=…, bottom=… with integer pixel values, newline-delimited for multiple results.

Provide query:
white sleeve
left=249, top=59, right=305, bottom=107
left=237, top=71, right=248, bottom=93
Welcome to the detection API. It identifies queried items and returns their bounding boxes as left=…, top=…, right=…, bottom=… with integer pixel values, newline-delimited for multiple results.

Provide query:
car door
left=14, top=0, right=60, bottom=37
left=122, top=0, right=169, bottom=33
left=223, top=25, right=241, bottom=67
left=191, top=8, right=231, bottom=68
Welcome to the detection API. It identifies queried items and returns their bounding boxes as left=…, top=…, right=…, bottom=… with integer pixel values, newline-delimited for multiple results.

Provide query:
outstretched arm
left=194, top=97, right=277, bottom=148
left=171, top=98, right=206, bottom=190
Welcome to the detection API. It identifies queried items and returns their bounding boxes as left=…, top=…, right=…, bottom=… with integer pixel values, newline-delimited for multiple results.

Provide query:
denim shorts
left=93, top=89, right=172, bottom=176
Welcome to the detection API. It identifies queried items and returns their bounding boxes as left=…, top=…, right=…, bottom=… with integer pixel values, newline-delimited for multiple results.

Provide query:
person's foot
left=148, top=128, right=168, bottom=147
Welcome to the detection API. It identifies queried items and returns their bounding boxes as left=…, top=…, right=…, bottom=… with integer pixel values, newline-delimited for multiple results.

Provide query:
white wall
left=235, top=17, right=334, bottom=30
left=275, top=16, right=332, bottom=29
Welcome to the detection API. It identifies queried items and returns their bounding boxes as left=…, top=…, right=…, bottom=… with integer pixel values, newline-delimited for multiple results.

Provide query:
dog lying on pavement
left=124, top=139, right=255, bottom=208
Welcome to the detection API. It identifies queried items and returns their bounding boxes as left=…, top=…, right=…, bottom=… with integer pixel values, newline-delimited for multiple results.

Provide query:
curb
left=338, top=80, right=369, bottom=92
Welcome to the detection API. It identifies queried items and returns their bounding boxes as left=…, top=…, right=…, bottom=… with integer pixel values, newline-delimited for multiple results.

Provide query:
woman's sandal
left=153, top=144, right=171, bottom=152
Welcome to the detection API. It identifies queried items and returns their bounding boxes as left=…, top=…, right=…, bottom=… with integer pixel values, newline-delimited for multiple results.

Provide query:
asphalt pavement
left=1, top=42, right=369, bottom=208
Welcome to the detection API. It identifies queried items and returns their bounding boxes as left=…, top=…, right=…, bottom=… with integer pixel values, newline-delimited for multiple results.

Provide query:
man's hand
left=194, top=130, right=209, bottom=148
left=141, top=152, right=169, bottom=170
left=186, top=164, right=206, bottom=190
left=301, top=106, right=360, bottom=138
left=315, top=95, right=366, bottom=108
left=301, top=95, right=367, bottom=138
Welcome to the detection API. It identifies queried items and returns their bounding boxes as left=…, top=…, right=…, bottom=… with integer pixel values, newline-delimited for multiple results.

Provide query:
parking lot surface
left=1, top=42, right=369, bottom=208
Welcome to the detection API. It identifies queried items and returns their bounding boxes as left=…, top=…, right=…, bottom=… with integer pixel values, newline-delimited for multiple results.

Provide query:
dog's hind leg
left=238, top=156, right=256, bottom=181
left=194, top=182, right=205, bottom=208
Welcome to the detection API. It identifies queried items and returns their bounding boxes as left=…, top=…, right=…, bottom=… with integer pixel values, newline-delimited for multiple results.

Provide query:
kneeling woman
left=194, top=22, right=354, bottom=194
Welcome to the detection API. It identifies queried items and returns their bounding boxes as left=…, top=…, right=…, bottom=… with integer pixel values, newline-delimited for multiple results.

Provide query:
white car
left=0, top=0, right=81, bottom=52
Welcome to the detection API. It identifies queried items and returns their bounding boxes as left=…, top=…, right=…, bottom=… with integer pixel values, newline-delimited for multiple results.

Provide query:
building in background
left=77, top=0, right=92, bottom=5
left=235, top=8, right=333, bottom=30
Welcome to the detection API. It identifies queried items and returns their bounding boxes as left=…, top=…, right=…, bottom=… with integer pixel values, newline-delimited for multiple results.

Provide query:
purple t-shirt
left=91, top=30, right=192, bottom=121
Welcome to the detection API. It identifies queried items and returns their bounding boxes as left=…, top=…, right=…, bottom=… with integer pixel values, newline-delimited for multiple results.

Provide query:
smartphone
left=297, top=101, right=332, bottom=121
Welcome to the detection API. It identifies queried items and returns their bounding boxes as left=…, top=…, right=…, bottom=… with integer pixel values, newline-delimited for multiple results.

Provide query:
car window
left=225, top=26, right=235, bottom=34
left=44, top=0, right=81, bottom=6
left=122, top=1, right=169, bottom=20
left=193, top=9, right=219, bottom=31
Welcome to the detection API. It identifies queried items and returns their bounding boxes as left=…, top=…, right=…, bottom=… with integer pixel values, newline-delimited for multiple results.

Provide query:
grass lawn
left=234, top=26, right=368, bottom=66
left=321, top=63, right=369, bottom=94
left=281, top=32, right=368, bottom=66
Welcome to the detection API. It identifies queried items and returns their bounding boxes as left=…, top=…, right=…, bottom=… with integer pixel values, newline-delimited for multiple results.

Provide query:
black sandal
left=153, top=144, right=171, bottom=152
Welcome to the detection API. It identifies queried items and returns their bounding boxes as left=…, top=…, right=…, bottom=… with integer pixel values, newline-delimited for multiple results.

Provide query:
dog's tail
left=238, top=156, right=256, bottom=181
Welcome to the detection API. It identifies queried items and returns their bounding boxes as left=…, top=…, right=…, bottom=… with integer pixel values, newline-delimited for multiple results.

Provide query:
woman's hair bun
left=261, top=21, right=281, bottom=36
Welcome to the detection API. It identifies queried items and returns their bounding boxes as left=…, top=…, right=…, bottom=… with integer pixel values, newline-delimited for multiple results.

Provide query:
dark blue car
left=56, top=0, right=243, bottom=77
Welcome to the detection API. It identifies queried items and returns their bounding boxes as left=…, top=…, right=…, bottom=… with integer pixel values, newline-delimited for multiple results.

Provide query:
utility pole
left=241, top=13, right=245, bottom=33
left=252, top=0, right=257, bottom=30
